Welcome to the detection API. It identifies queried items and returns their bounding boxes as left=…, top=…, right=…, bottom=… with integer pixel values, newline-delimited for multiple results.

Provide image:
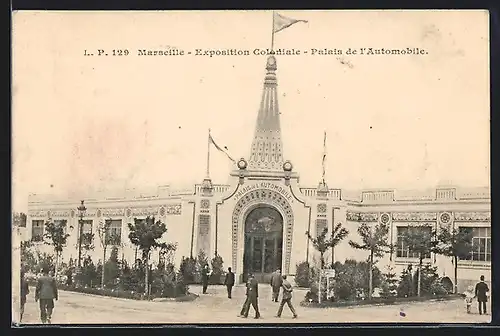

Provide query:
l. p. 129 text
left=83, top=49, right=130, bottom=56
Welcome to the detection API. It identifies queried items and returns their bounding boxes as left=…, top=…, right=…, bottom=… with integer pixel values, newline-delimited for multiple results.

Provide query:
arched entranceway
left=243, top=206, right=283, bottom=283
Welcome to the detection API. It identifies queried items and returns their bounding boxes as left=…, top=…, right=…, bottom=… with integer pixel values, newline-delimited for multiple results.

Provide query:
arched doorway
left=243, top=206, right=283, bottom=283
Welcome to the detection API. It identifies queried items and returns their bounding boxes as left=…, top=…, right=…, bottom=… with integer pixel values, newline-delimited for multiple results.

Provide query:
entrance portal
left=243, top=206, right=283, bottom=283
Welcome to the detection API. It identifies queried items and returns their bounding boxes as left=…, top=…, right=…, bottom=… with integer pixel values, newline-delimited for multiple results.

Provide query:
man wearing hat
left=239, top=273, right=261, bottom=319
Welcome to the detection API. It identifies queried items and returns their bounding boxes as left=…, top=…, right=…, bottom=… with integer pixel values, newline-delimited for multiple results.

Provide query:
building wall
left=24, top=184, right=490, bottom=290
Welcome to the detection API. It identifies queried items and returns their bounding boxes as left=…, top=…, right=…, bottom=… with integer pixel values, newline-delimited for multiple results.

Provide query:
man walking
left=20, top=269, right=29, bottom=323
left=275, top=275, right=297, bottom=319
left=35, top=266, right=58, bottom=324
left=270, top=269, right=282, bottom=302
left=474, top=275, right=489, bottom=315
left=201, top=264, right=210, bottom=294
left=239, top=273, right=260, bottom=319
left=224, top=267, right=235, bottom=299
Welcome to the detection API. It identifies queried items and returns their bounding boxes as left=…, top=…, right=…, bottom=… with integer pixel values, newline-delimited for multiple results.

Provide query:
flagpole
left=322, top=131, right=327, bottom=184
left=206, top=128, right=211, bottom=178
left=271, top=11, right=275, bottom=51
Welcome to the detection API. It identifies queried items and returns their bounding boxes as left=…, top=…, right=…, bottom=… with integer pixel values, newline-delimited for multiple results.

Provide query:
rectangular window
left=396, top=226, right=432, bottom=259
left=460, top=227, right=491, bottom=262
left=315, top=219, right=328, bottom=236
left=197, top=215, right=211, bottom=254
left=53, top=220, right=68, bottom=234
left=81, top=220, right=93, bottom=245
left=105, top=219, right=122, bottom=245
left=31, top=220, right=44, bottom=242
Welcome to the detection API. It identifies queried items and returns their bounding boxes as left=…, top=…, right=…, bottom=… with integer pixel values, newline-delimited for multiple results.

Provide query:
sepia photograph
left=11, top=10, right=490, bottom=325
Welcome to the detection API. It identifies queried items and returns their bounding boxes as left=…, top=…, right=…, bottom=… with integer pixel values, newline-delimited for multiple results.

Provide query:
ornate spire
left=248, top=55, right=284, bottom=171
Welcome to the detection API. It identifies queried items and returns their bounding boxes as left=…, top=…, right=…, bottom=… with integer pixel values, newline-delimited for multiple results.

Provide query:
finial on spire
left=266, top=55, right=277, bottom=71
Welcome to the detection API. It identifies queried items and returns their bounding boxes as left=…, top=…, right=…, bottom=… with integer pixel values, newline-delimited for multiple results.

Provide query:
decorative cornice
left=346, top=211, right=378, bottom=222
left=454, top=211, right=490, bottom=222
left=392, top=212, right=438, bottom=221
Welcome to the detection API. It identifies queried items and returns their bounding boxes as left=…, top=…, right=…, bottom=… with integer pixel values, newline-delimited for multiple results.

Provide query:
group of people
left=221, top=268, right=297, bottom=319
left=464, top=275, right=490, bottom=315
left=19, top=266, right=59, bottom=324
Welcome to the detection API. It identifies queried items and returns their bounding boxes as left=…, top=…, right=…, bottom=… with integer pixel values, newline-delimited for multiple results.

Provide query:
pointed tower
left=247, top=55, right=285, bottom=171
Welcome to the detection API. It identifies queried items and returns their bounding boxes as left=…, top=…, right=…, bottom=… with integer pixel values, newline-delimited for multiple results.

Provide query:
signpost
left=319, top=269, right=336, bottom=304
left=324, top=269, right=336, bottom=300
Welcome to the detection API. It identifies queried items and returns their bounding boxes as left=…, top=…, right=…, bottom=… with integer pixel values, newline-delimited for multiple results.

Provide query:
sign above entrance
left=233, top=182, right=294, bottom=203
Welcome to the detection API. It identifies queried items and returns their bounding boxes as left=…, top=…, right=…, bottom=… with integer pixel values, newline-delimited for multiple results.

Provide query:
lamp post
left=77, top=200, right=87, bottom=268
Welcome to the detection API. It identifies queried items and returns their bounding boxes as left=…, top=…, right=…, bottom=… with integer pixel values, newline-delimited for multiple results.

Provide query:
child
left=464, top=285, right=474, bottom=314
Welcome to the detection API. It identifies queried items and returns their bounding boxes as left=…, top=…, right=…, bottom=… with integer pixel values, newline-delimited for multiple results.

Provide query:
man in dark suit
left=270, top=269, right=283, bottom=302
left=239, top=275, right=251, bottom=317
left=201, top=264, right=210, bottom=294
left=474, top=275, right=489, bottom=315
left=224, top=267, right=235, bottom=299
left=239, top=273, right=261, bottom=319
left=275, top=275, right=297, bottom=318
left=20, top=269, right=29, bottom=323
left=35, top=266, right=58, bottom=324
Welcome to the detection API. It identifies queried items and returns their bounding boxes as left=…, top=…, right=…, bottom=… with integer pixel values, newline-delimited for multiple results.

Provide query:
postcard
left=12, top=10, right=490, bottom=325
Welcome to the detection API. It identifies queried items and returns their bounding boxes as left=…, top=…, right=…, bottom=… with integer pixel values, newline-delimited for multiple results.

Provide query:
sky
left=12, top=10, right=490, bottom=212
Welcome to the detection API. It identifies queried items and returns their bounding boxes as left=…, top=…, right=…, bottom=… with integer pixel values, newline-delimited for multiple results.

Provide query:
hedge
left=300, top=293, right=461, bottom=308
left=26, top=280, right=197, bottom=302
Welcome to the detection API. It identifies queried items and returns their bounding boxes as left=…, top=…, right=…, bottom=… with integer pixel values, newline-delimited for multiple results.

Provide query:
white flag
left=209, top=133, right=236, bottom=163
left=273, top=12, right=308, bottom=34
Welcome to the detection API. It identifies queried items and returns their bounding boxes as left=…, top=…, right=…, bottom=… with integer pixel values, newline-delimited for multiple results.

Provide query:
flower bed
left=300, top=294, right=461, bottom=308
left=26, top=279, right=196, bottom=302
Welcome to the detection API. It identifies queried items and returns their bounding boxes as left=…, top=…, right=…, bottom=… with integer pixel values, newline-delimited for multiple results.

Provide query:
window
left=197, top=215, right=210, bottom=253
left=31, top=220, right=44, bottom=242
left=53, top=220, right=68, bottom=234
left=396, top=226, right=432, bottom=259
left=105, top=219, right=122, bottom=245
left=315, top=219, right=328, bottom=236
left=461, top=227, right=491, bottom=262
left=80, top=220, right=93, bottom=245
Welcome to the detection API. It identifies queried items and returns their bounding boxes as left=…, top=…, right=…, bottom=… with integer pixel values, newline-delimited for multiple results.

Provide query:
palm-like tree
left=401, top=224, right=437, bottom=297
left=306, top=223, right=349, bottom=269
left=349, top=222, right=393, bottom=300
left=434, top=224, right=474, bottom=294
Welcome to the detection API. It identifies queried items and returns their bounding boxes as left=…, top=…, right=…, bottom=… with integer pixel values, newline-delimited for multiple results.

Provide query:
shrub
left=334, top=260, right=382, bottom=301
left=305, top=272, right=330, bottom=303
left=397, top=267, right=413, bottom=297
left=195, top=250, right=209, bottom=283
left=305, top=259, right=382, bottom=303
left=295, top=261, right=314, bottom=288
left=209, top=254, right=225, bottom=285
left=179, top=256, right=197, bottom=285
left=119, top=262, right=144, bottom=293
left=75, top=257, right=100, bottom=288
left=397, top=264, right=444, bottom=297
left=381, top=265, right=399, bottom=298
left=419, top=264, right=440, bottom=296
left=104, top=246, right=121, bottom=288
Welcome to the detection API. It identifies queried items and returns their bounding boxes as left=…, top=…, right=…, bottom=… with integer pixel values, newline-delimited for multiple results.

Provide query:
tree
left=400, top=224, right=436, bottom=297
left=81, top=232, right=95, bottom=259
left=381, top=265, right=398, bottom=298
left=434, top=224, right=474, bottom=294
left=306, top=223, right=349, bottom=268
left=210, top=254, right=224, bottom=284
left=348, top=222, right=393, bottom=300
left=104, top=246, right=121, bottom=288
left=306, top=223, right=349, bottom=304
left=97, top=219, right=112, bottom=288
left=13, top=212, right=27, bottom=227
left=21, top=240, right=36, bottom=273
left=128, top=216, right=177, bottom=297
left=43, top=219, right=70, bottom=278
